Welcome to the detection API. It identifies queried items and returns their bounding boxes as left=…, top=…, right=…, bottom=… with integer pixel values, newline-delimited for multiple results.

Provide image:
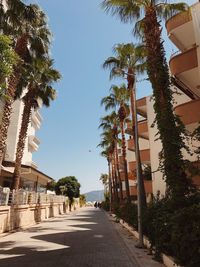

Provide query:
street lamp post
left=132, top=78, right=144, bottom=248
left=114, top=67, right=144, bottom=247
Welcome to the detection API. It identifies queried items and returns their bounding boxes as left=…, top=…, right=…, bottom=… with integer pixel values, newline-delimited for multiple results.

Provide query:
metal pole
left=132, top=78, right=144, bottom=248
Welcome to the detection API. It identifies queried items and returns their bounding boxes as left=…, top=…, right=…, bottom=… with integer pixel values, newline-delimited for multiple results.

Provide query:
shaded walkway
left=0, top=208, right=163, bottom=267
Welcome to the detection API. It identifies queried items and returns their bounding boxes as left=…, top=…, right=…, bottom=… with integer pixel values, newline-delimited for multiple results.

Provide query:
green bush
left=119, top=203, right=138, bottom=229
left=101, top=198, right=110, bottom=211
left=143, top=193, right=200, bottom=266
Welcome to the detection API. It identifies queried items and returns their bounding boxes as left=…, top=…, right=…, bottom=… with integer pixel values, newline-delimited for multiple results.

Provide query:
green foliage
left=46, top=180, right=56, bottom=191
left=79, top=194, right=86, bottom=207
left=143, top=193, right=200, bottom=266
left=0, top=35, right=19, bottom=97
left=55, top=176, right=80, bottom=200
left=100, top=173, right=109, bottom=185
left=101, top=195, right=110, bottom=211
left=192, top=125, right=200, bottom=155
left=143, top=165, right=152, bottom=180
left=119, top=202, right=138, bottom=228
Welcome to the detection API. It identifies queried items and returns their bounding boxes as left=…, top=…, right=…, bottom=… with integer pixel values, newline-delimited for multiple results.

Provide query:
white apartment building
left=0, top=99, right=53, bottom=191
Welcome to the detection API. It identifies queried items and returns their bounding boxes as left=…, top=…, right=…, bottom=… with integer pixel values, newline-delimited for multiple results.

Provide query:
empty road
left=0, top=207, right=164, bottom=267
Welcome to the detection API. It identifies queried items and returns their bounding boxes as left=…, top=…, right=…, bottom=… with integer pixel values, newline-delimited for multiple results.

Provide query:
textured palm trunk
left=111, top=158, right=118, bottom=202
left=12, top=89, right=33, bottom=190
left=128, top=69, right=147, bottom=208
left=107, top=158, right=112, bottom=210
left=113, top=149, right=120, bottom=202
left=115, top=141, right=123, bottom=201
left=144, top=8, right=192, bottom=201
left=0, top=35, right=28, bottom=174
left=120, top=120, right=131, bottom=203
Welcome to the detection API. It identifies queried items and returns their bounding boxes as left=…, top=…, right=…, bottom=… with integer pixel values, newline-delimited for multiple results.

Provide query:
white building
left=0, top=98, right=53, bottom=191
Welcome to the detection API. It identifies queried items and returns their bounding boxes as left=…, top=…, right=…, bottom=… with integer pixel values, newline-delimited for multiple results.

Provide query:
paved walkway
left=0, top=207, right=164, bottom=267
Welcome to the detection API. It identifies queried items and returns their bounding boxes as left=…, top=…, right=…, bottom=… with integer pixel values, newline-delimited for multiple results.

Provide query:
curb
left=111, top=214, right=182, bottom=267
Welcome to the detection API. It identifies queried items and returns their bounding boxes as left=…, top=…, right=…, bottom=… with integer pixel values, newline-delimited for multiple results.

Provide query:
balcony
left=128, top=172, right=136, bottom=180
left=175, top=99, right=200, bottom=126
left=136, top=97, right=147, bottom=117
left=170, top=47, right=198, bottom=75
left=28, top=135, right=40, bottom=152
left=31, top=110, right=42, bottom=130
left=130, top=180, right=152, bottom=196
left=169, top=47, right=200, bottom=98
left=166, top=10, right=194, bottom=51
left=128, top=150, right=150, bottom=170
left=127, top=138, right=135, bottom=151
left=126, top=120, right=149, bottom=139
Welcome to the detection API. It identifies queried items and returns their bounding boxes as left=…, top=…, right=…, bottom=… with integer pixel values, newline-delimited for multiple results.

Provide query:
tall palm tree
left=100, top=150, right=113, bottom=211
left=98, top=127, right=118, bottom=202
left=101, top=84, right=131, bottom=202
left=100, top=126, right=121, bottom=202
left=100, top=173, right=109, bottom=194
left=99, top=112, right=123, bottom=201
left=101, top=1, right=192, bottom=202
left=0, top=1, right=51, bottom=172
left=103, top=43, right=147, bottom=207
left=12, top=58, right=61, bottom=190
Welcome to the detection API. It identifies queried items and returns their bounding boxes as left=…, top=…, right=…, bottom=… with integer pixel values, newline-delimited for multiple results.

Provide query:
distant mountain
left=84, top=190, right=104, bottom=202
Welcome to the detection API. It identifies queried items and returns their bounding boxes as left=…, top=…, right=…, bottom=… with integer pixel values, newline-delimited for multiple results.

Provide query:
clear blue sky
left=27, top=0, right=196, bottom=193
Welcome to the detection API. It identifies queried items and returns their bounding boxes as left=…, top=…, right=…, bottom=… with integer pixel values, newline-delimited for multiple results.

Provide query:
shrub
left=119, top=202, right=138, bottom=229
left=101, top=198, right=110, bottom=211
left=143, top=193, right=200, bottom=266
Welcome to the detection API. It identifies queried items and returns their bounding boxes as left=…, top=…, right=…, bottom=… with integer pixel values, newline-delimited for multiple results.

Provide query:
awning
left=1, top=163, right=53, bottom=186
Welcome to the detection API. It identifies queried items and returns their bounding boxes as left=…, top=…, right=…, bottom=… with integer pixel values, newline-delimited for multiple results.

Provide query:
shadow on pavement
left=0, top=209, right=134, bottom=267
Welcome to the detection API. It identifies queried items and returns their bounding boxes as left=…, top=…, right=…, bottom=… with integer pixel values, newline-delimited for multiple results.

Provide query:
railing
left=0, top=188, right=68, bottom=206
left=0, top=187, right=10, bottom=206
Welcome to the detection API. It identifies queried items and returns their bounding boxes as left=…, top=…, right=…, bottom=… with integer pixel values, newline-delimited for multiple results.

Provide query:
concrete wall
left=0, top=200, right=80, bottom=234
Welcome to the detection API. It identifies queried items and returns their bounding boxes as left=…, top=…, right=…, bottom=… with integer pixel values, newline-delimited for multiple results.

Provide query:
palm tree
left=12, top=58, right=61, bottom=190
left=100, top=149, right=113, bottom=211
left=100, top=173, right=109, bottom=193
left=101, top=84, right=131, bottom=202
left=99, top=112, right=123, bottom=201
left=0, top=1, right=51, bottom=172
left=101, top=0, right=192, bottom=202
left=103, top=43, right=147, bottom=207
left=98, top=127, right=119, bottom=202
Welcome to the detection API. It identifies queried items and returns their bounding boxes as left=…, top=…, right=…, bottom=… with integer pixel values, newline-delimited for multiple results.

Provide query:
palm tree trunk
left=113, top=149, right=120, bottom=202
left=128, top=72, right=147, bottom=208
left=120, top=120, right=131, bottom=203
left=143, top=8, right=192, bottom=202
left=12, top=90, right=33, bottom=190
left=111, top=158, right=118, bottom=202
left=115, top=141, right=123, bottom=201
left=0, top=35, right=28, bottom=174
left=107, top=158, right=112, bottom=211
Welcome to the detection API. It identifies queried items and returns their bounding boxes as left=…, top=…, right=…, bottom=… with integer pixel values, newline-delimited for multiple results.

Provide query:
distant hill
left=84, top=190, right=104, bottom=202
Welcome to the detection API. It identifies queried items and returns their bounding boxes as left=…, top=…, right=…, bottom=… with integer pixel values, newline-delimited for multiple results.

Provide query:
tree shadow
left=0, top=209, right=134, bottom=267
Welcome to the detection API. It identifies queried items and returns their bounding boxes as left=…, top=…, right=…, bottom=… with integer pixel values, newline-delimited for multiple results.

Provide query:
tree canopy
left=55, top=176, right=80, bottom=200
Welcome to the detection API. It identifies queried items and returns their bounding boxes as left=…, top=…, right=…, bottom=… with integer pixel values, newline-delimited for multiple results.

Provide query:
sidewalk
left=0, top=207, right=164, bottom=267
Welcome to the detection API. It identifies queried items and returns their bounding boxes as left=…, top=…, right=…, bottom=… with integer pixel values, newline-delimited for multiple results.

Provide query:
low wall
left=0, top=200, right=80, bottom=234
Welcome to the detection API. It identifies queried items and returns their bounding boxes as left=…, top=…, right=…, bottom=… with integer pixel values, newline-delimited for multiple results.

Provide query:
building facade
left=117, top=2, right=200, bottom=200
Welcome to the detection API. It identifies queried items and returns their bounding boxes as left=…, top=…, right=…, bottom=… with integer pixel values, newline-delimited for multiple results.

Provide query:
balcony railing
left=166, top=10, right=192, bottom=34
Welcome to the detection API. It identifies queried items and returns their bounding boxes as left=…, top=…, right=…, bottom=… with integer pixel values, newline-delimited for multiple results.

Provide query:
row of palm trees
left=0, top=1, right=61, bottom=190
left=99, top=0, right=194, bottom=208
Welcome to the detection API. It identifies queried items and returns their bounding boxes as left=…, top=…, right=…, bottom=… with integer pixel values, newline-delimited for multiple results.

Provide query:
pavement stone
left=0, top=207, right=164, bottom=267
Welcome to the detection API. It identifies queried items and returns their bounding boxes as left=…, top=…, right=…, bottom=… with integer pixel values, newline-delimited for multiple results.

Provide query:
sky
left=26, top=0, right=196, bottom=193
